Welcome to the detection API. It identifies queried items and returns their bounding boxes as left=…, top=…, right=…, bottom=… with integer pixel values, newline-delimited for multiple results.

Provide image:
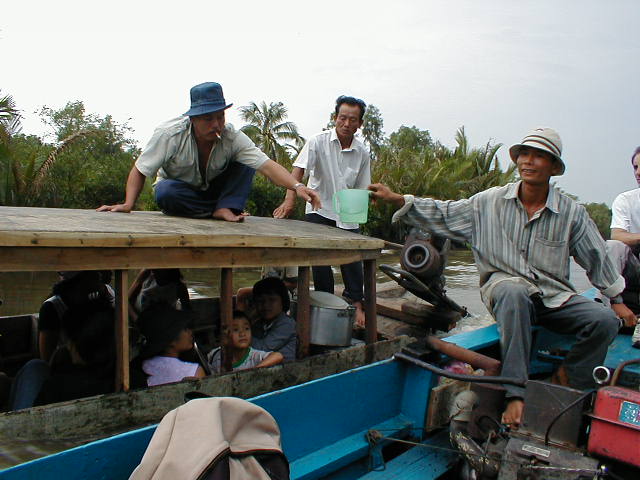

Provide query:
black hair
left=335, top=95, right=366, bottom=121
left=137, top=305, right=193, bottom=359
left=150, top=268, right=183, bottom=286
left=52, top=271, right=112, bottom=312
left=232, top=310, right=249, bottom=322
left=252, top=277, right=290, bottom=312
left=66, top=307, right=115, bottom=373
left=632, top=147, right=640, bottom=166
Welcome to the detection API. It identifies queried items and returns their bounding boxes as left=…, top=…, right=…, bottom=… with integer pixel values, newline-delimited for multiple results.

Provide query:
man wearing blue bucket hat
left=274, top=96, right=371, bottom=324
left=98, top=82, right=320, bottom=221
left=369, top=126, right=631, bottom=427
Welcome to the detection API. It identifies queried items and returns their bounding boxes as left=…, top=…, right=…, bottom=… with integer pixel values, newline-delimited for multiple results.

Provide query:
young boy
left=208, top=312, right=283, bottom=373
left=138, top=305, right=206, bottom=386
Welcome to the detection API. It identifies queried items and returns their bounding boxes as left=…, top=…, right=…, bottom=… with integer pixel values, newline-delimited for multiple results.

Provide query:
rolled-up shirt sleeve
left=392, top=195, right=474, bottom=244
left=135, top=127, right=176, bottom=179
left=232, top=131, right=269, bottom=170
left=570, top=208, right=625, bottom=298
left=293, top=141, right=312, bottom=180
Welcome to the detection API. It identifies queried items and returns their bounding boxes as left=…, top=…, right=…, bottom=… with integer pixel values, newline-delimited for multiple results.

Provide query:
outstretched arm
left=273, top=167, right=305, bottom=218
left=256, top=351, right=284, bottom=368
left=611, top=228, right=640, bottom=247
left=96, top=166, right=146, bottom=213
left=368, top=183, right=406, bottom=208
left=258, top=160, right=321, bottom=211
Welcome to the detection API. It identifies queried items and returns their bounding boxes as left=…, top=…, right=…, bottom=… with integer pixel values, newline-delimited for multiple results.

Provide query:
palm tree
left=239, top=101, right=304, bottom=166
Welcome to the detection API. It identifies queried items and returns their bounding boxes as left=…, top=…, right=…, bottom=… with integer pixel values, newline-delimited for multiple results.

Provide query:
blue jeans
left=9, top=359, right=51, bottom=410
left=304, top=213, right=364, bottom=303
left=155, top=162, right=255, bottom=218
left=490, top=281, right=619, bottom=398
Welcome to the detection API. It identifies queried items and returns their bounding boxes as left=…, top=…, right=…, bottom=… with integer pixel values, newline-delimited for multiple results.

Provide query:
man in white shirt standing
left=274, top=96, right=371, bottom=324
left=98, top=82, right=319, bottom=222
left=608, top=146, right=640, bottom=319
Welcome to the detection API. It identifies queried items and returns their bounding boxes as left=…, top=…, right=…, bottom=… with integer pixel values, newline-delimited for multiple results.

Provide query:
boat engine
left=380, top=230, right=468, bottom=330
left=449, top=360, right=640, bottom=479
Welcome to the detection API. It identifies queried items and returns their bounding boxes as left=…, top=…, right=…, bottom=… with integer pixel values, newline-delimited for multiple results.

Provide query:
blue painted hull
left=0, top=359, right=458, bottom=479
left=3, top=288, right=638, bottom=478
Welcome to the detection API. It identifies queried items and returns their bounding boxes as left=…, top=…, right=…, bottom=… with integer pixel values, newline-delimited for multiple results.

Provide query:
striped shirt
left=392, top=181, right=624, bottom=309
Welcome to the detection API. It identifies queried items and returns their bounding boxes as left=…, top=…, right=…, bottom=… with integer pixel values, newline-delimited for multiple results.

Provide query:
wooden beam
left=363, top=259, right=378, bottom=347
left=220, top=268, right=233, bottom=373
left=296, top=266, right=311, bottom=358
left=0, top=247, right=381, bottom=272
left=114, top=270, right=129, bottom=392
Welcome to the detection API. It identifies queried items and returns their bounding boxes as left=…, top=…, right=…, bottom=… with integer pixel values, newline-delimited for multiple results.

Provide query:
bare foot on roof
left=502, top=398, right=524, bottom=428
left=212, top=208, right=246, bottom=222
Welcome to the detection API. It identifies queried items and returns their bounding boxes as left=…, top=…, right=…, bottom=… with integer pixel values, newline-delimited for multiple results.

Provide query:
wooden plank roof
left=0, top=207, right=384, bottom=251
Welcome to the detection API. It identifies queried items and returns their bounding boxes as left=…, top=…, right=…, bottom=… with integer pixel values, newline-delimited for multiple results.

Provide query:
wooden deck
left=0, top=207, right=384, bottom=391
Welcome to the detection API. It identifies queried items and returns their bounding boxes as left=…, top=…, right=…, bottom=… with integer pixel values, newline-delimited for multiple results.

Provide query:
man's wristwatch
left=610, top=295, right=624, bottom=304
left=292, top=182, right=305, bottom=190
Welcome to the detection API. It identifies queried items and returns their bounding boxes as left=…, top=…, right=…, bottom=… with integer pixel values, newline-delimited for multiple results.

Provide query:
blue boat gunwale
left=0, top=358, right=442, bottom=480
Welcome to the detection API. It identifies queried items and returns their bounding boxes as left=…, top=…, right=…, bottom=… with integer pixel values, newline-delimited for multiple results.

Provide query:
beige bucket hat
left=509, top=127, right=565, bottom=175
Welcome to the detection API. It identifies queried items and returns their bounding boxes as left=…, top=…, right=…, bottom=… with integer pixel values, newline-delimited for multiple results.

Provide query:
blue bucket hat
left=184, top=82, right=233, bottom=117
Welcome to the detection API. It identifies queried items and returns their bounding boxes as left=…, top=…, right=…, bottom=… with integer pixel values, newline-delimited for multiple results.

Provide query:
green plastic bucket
left=332, top=189, right=371, bottom=224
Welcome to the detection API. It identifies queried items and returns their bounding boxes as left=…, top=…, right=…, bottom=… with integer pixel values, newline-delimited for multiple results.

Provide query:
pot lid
left=309, top=291, right=349, bottom=309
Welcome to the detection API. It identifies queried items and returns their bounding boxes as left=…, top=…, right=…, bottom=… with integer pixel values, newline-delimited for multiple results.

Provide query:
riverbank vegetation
left=0, top=91, right=613, bottom=242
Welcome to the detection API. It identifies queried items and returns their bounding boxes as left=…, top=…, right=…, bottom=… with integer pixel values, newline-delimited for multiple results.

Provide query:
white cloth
left=293, top=128, right=371, bottom=229
left=142, top=356, right=200, bottom=386
left=611, top=188, right=640, bottom=233
left=135, top=116, right=269, bottom=190
left=207, top=347, right=272, bottom=374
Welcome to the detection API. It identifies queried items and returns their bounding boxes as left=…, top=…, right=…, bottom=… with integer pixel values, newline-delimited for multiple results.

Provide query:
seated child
left=208, top=312, right=283, bottom=373
left=252, top=277, right=298, bottom=362
left=138, top=305, right=206, bottom=387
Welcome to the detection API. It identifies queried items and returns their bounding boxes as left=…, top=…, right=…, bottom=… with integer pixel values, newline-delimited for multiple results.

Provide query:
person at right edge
left=607, top=146, right=640, bottom=347
left=368, top=127, right=636, bottom=428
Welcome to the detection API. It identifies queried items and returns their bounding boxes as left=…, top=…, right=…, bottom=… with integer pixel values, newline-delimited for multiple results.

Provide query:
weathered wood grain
left=0, top=207, right=384, bottom=250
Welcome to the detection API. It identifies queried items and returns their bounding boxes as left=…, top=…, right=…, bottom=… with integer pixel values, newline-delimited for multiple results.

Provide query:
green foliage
left=583, top=202, right=612, bottom=240
left=239, top=101, right=304, bottom=164
left=0, top=98, right=140, bottom=209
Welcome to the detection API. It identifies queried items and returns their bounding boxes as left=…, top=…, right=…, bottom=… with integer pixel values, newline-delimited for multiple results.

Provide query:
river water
left=0, top=249, right=592, bottom=319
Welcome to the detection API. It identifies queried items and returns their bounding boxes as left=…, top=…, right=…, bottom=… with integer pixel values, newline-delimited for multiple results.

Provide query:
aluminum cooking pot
left=309, top=291, right=355, bottom=346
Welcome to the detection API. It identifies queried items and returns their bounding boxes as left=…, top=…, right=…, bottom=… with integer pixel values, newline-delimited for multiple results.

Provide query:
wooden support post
left=363, top=259, right=377, bottom=346
left=220, top=268, right=233, bottom=372
left=296, top=266, right=311, bottom=358
left=114, top=269, right=129, bottom=392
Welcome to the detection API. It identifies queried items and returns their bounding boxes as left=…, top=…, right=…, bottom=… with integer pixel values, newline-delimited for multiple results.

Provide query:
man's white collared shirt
left=293, top=129, right=371, bottom=229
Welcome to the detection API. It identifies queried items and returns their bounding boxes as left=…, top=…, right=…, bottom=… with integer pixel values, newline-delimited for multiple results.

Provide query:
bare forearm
left=611, top=228, right=640, bottom=246
left=123, top=167, right=147, bottom=209
left=284, top=167, right=305, bottom=202
left=259, top=160, right=302, bottom=190
left=257, top=351, right=284, bottom=368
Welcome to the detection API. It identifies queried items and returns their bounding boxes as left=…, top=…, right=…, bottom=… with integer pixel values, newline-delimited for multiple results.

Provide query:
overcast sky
left=3, top=0, right=639, bottom=205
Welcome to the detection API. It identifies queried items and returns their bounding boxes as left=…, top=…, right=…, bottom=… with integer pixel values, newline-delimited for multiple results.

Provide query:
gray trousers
left=490, top=281, right=619, bottom=398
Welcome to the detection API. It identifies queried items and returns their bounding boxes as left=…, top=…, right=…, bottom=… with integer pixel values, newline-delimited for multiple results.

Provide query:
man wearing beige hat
left=369, top=127, right=632, bottom=426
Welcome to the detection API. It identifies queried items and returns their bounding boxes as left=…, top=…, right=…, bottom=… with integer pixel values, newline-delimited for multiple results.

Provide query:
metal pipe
left=394, top=352, right=526, bottom=387
left=423, top=336, right=501, bottom=376
left=610, top=358, right=640, bottom=386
